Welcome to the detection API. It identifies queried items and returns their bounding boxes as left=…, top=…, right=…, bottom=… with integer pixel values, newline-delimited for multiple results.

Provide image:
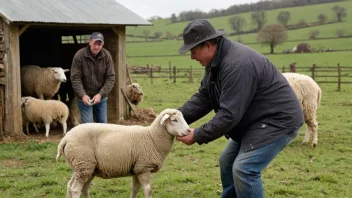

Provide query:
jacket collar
left=83, top=45, right=106, bottom=59
left=207, top=36, right=228, bottom=70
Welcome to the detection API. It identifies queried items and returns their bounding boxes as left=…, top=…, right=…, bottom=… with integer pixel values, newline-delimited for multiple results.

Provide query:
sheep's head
left=128, top=83, right=144, bottom=105
left=159, top=109, right=190, bottom=137
left=50, top=67, right=69, bottom=83
left=21, top=96, right=33, bottom=107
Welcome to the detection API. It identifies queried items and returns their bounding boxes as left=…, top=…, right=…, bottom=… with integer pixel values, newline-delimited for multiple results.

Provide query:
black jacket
left=179, top=37, right=304, bottom=152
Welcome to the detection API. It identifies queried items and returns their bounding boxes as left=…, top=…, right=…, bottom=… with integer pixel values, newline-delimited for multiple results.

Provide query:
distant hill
left=126, top=0, right=351, bottom=40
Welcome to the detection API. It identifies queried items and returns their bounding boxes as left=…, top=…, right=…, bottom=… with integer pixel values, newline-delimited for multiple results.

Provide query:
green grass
left=1, top=81, right=352, bottom=197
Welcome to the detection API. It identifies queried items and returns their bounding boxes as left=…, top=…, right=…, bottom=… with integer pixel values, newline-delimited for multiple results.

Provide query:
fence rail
left=128, top=63, right=352, bottom=91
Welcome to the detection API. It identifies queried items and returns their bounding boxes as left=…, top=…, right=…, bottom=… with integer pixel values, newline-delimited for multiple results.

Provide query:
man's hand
left=92, top=94, right=102, bottom=105
left=176, top=128, right=196, bottom=145
left=82, top=95, right=91, bottom=106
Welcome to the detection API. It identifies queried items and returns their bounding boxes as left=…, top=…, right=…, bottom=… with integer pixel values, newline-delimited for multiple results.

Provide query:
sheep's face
left=51, top=68, right=69, bottom=83
left=21, top=96, right=32, bottom=107
left=160, top=110, right=190, bottom=137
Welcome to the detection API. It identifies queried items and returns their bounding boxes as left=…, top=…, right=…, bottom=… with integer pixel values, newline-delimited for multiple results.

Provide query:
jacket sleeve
left=194, top=66, right=258, bottom=144
left=99, top=51, right=115, bottom=97
left=70, top=52, right=86, bottom=99
left=178, top=78, right=213, bottom=125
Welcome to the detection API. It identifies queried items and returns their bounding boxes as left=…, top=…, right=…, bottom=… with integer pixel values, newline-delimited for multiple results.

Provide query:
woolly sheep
left=127, top=83, right=144, bottom=105
left=21, top=96, right=69, bottom=137
left=283, top=72, right=322, bottom=147
left=21, top=65, right=69, bottom=100
left=56, top=108, right=190, bottom=198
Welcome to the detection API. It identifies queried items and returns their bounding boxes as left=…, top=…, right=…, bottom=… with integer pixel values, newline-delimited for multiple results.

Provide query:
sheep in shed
left=282, top=72, right=322, bottom=147
left=56, top=108, right=190, bottom=198
left=21, top=96, right=69, bottom=137
left=21, top=65, right=69, bottom=100
left=127, top=83, right=144, bottom=105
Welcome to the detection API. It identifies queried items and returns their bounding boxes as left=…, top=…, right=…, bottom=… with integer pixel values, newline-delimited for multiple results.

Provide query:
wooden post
left=150, top=65, right=153, bottom=84
left=188, top=65, right=194, bottom=83
left=282, top=66, right=285, bottom=73
left=112, top=26, right=127, bottom=120
left=169, top=61, right=171, bottom=79
left=173, top=66, right=176, bottom=83
left=289, top=62, right=296, bottom=73
left=337, top=63, right=341, bottom=91
left=311, top=64, right=316, bottom=80
left=126, top=64, right=133, bottom=84
left=4, top=24, right=23, bottom=136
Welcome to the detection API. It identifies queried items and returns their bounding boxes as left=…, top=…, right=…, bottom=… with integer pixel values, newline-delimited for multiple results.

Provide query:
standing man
left=71, top=32, right=115, bottom=123
left=176, top=19, right=304, bottom=198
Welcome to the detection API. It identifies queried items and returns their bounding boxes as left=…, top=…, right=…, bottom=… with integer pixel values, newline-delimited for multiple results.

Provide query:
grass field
left=1, top=81, right=352, bottom=197
left=1, top=0, right=352, bottom=197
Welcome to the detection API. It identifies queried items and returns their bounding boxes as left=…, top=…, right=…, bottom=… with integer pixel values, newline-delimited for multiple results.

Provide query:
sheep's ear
left=64, top=69, right=69, bottom=72
left=160, top=114, right=170, bottom=126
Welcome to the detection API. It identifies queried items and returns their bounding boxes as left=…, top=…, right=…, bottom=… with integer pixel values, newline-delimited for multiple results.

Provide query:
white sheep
left=56, top=108, right=190, bottom=198
left=21, top=65, right=69, bottom=100
left=21, top=96, right=69, bottom=137
left=127, top=82, right=144, bottom=105
left=283, top=72, right=322, bottom=147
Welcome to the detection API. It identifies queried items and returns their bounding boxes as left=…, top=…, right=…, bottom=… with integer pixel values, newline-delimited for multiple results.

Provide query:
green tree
left=317, top=13, right=328, bottom=24
left=228, top=16, right=247, bottom=34
left=332, top=5, right=347, bottom=22
left=170, top=13, right=177, bottom=23
left=276, top=11, right=291, bottom=27
left=251, top=11, right=267, bottom=31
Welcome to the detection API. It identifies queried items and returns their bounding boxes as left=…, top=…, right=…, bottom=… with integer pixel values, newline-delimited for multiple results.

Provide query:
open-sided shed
left=0, top=0, right=151, bottom=138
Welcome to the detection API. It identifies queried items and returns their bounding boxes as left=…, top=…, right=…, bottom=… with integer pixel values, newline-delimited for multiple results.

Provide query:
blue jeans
left=77, top=97, right=108, bottom=123
left=219, top=128, right=300, bottom=198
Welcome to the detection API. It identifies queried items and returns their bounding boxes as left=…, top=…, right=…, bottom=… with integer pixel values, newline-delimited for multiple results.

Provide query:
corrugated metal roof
left=0, top=0, right=151, bottom=26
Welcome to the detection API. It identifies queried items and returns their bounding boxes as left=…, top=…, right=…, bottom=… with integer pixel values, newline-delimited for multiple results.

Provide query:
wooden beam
left=19, top=24, right=30, bottom=36
left=112, top=26, right=127, bottom=120
left=121, top=88, right=139, bottom=120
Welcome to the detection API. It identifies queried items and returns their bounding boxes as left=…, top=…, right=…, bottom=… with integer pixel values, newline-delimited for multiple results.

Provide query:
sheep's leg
left=308, top=119, right=318, bottom=147
left=69, top=179, right=84, bottom=198
left=44, top=123, right=51, bottom=137
left=59, top=119, right=68, bottom=135
left=130, top=175, right=141, bottom=198
left=137, top=172, right=152, bottom=198
left=67, top=174, right=76, bottom=198
left=33, top=123, right=39, bottom=133
left=81, top=176, right=95, bottom=198
left=25, top=122, right=30, bottom=135
left=302, top=124, right=310, bottom=145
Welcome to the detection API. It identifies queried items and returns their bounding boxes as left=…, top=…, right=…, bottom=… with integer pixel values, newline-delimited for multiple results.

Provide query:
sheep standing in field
left=127, top=83, right=144, bottom=105
left=56, top=108, right=190, bottom=198
left=21, top=96, right=69, bottom=137
left=283, top=72, right=322, bottom=147
left=21, top=65, right=69, bottom=100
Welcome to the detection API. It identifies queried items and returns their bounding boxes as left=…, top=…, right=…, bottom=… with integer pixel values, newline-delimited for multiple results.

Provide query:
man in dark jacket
left=176, top=19, right=304, bottom=198
left=71, top=32, right=115, bottom=123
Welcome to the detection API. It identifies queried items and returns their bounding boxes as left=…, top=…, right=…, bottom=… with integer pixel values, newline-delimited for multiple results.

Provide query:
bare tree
left=332, top=5, right=347, bottom=22
left=228, top=16, right=247, bottom=34
left=154, top=32, right=163, bottom=39
left=336, top=29, right=345, bottom=38
left=309, top=30, right=320, bottom=39
left=251, top=11, right=267, bottom=31
left=276, top=11, right=291, bottom=27
left=143, top=29, right=150, bottom=40
left=317, top=13, right=328, bottom=24
left=257, top=24, right=288, bottom=54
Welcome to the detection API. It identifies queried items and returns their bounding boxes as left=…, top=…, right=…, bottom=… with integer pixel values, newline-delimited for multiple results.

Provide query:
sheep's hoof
left=312, top=143, right=317, bottom=148
left=301, top=141, right=309, bottom=145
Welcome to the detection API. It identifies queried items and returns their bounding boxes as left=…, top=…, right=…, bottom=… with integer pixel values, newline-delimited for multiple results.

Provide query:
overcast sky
left=116, top=0, right=262, bottom=19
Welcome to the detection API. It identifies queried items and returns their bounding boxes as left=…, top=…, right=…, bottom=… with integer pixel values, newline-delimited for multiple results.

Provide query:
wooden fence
left=129, top=63, right=352, bottom=91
